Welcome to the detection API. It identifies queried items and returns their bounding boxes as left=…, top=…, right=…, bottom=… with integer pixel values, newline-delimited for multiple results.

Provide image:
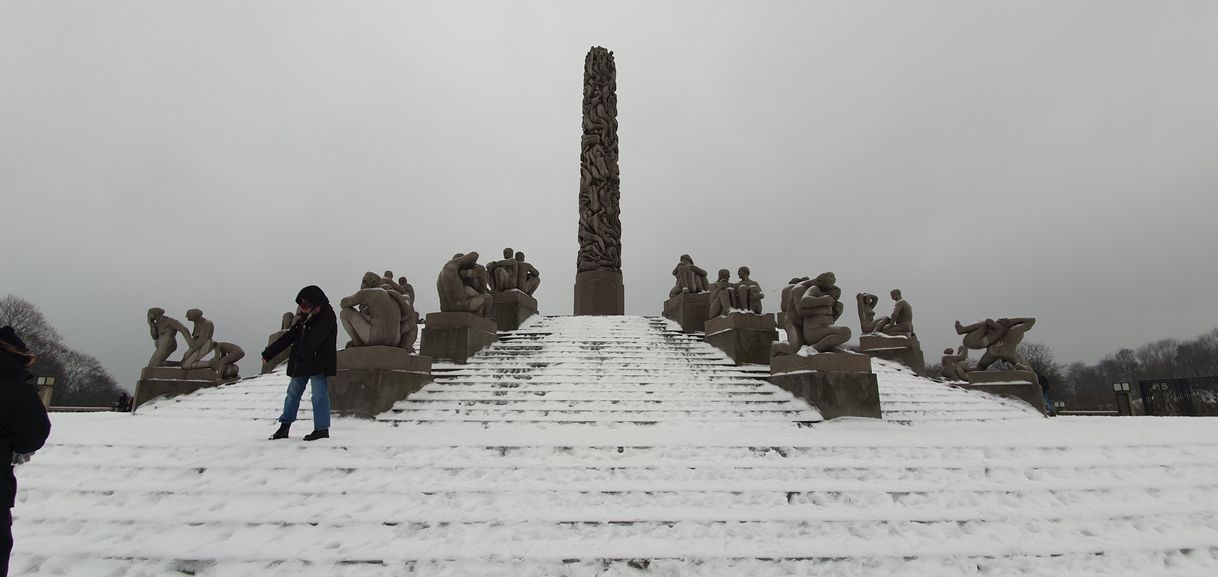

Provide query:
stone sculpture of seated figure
left=669, top=254, right=709, bottom=298
left=514, top=251, right=541, bottom=296
left=940, top=346, right=971, bottom=381
left=208, top=341, right=246, bottom=379
left=773, top=272, right=851, bottom=356
left=341, top=272, right=413, bottom=348
left=856, top=293, right=890, bottom=334
left=180, top=309, right=215, bottom=370
left=733, top=266, right=763, bottom=314
left=882, top=289, right=914, bottom=337
left=707, top=269, right=737, bottom=318
left=487, top=247, right=519, bottom=292
left=440, top=252, right=493, bottom=317
left=956, top=317, right=1036, bottom=371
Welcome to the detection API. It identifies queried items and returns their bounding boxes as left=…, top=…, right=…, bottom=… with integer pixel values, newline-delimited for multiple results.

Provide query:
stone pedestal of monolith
left=574, top=271, right=624, bottom=316
left=491, top=290, right=538, bottom=331
left=966, top=370, right=1047, bottom=415
left=133, top=366, right=228, bottom=411
left=859, top=334, right=926, bottom=376
left=663, top=292, right=709, bottom=333
left=768, top=353, right=881, bottom=420
left=704, top=313, right=777, bottom=365
left=330, top=346, right=432, bottom=418
left=420, top=312, right=498, bottom=363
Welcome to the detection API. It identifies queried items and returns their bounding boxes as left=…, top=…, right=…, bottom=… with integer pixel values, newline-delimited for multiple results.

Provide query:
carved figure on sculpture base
left=707, top=269, right=737, bottom=318
left=439, top=252, right=493, bottom=318
left=208, top=341, right=246, bottom=379
left=941, top=346, right=972, bottom=381
left=146, top=307, right=193, bottom=367
left=341, top=272, right=417, bottom=351
left=955, top=317, right=1036, bottom=371
left=487, top=247, right=519, bottom=292
left=515, top=252, right=541, bottom=296
left=734, top=267, right=764, bottom=314
left=180, top=309, right=215, bottom=369
left=669, top=254, right=708, bottom=297
left=771, top=272, right=851, bottom=357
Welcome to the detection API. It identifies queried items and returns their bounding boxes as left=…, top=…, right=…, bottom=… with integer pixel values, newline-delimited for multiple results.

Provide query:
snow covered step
left=21, top=486, right=1218, bottom=525
left=389, top=399, right=809, bottom=411
left=17, top=513, right=1218, bottom=562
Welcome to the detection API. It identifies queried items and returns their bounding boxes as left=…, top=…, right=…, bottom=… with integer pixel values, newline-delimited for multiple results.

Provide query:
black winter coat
left=262, top=305, right=338, bottom=378
left=1, top=353, right=52, bottom=509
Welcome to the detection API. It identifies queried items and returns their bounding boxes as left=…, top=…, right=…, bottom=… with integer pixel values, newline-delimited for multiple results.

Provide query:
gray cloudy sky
left=3, top=1, right=1217, bottom=389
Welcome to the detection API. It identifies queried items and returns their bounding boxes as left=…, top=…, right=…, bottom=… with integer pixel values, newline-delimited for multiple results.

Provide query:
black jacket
left=262, top=286, right=338, bottom=377
left=1, top=353, right=52, bottom=509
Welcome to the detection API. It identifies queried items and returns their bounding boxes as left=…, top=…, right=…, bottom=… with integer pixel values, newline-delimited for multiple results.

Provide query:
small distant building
left=1130, top=376, right=1218, bottom=416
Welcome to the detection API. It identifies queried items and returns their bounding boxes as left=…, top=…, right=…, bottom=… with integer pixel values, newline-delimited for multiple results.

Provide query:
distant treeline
left=0, top=294, right=125, bottom=407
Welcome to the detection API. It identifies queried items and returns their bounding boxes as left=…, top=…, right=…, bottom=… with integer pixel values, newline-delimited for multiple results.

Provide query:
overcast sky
left=3, top=1, right=1217, bottom=389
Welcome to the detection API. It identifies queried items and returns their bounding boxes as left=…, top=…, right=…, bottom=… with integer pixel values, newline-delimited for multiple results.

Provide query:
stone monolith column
left=574, top=46, right=625, bottom=315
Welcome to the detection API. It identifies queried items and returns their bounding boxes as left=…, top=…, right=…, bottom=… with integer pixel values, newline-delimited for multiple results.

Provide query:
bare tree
left=1, top=294, right=123, bottom=406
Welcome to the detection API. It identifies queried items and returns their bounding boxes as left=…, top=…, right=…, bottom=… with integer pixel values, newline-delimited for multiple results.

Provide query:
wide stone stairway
left=13, top=316, right=1218, bottom=576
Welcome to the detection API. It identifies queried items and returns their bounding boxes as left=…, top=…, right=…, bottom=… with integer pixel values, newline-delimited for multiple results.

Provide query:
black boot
left=303, top=428, right=329, bottom=441
left=269, top=423, right=290, bottom=440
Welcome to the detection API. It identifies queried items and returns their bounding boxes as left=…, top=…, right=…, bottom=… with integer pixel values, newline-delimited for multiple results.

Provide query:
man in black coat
left=1, top=327, right=52, bottom=577
left=262, top=285, right=337, bottom=441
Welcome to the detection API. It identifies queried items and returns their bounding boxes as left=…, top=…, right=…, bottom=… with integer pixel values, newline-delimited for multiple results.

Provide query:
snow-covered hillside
left=11, top=316, right=1218, bottom=576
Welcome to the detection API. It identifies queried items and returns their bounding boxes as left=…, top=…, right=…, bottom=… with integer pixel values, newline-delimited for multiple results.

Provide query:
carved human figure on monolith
left=439, top=252, right=493, bottom=317
left=941, top=346, right=972, bottom=381
left=707, top=269, right=737, bottom=318
left=514, top=252, right=541, bottom=296
left=772, top=272, right=851, bottom=356
left=180, top=309, right=215, bottom=369
left=341, top=272, right=416, bottom=349
left=380, top=271, right=406, bottom=294
left=668, top=254, right=709, bottom=297
left=956, top=317, right=1036, bottom=371
left=146, top=307, right=192, bottom=367
left=487, top=248, right=519, bottom=292
left=208, top=341, right=246, bottom=379
left=734, top=266, right=764, bottom=314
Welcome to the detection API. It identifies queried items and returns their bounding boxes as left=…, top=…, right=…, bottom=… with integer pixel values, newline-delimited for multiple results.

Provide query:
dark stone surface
left=574, top=270, right=624, bottom=316
left=336, top=346, right=432, bottom=372
left=703, top=313, right=777, bottom=365
left=966, top=370, right=1046, bottom=414
left=140, top=366, right=221, bottom=381
left=261, top=330, right=290, bottom=374
left=769, top=371, right=882, bottom=420
left=329, top=368, right=432, bottom=419
left=133, top=378, right=222, bottom=411
left=420, top=312, right=498, bottom=363
left=491, top=290, right=539, bottom=331
left=859, top=335, right=926, bottom=376
left=771, top=353, right=873, bottom=375
left=662, top=292, right=709, bottom=333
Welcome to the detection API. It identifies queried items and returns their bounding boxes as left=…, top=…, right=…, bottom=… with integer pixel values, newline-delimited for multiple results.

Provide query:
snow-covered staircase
left=12, top=315, right=1218, bottom=576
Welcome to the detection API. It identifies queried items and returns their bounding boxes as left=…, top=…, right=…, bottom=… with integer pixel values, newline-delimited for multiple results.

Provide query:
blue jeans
left=279, top=375, right=331, bottom=430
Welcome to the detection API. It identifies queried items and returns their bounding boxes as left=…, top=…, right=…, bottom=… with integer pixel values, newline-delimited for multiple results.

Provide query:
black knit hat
left=0, top=325, right=36, bottom=367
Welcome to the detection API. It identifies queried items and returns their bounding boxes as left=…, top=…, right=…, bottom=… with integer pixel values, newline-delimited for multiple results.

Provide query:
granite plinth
left=704, top=313, right=777, bottom=365
left=261, top=330, right=290, bottom=374
left=662, top=292, right=710, bottom=333
left=133, top=367, right=225, bottom=411
left=771, top=352, right=873, bottom=375
left=859, top=334, right=926, bottom=376
left=769, top=371, right=881, bottom=420
left=574, top=270, right=624, bottom=316
left=420, top=312, right=498, bottom=363
left=331, top=346, right=433, bottom=418
left=966, top=370, right=1046, bottom=414
left=491, top=290, right=539, bottom=331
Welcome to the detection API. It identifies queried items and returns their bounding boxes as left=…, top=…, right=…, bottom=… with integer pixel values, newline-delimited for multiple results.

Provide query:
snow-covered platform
left=13, top=316, right=1218, bottom=576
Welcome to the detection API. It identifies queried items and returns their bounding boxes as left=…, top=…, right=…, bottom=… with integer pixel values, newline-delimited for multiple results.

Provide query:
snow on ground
left=10, top=316, right=1218, bottom=576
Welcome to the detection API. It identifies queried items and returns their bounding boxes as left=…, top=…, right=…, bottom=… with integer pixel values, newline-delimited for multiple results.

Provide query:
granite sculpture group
left=130, top=45, right=1046, bottom=420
